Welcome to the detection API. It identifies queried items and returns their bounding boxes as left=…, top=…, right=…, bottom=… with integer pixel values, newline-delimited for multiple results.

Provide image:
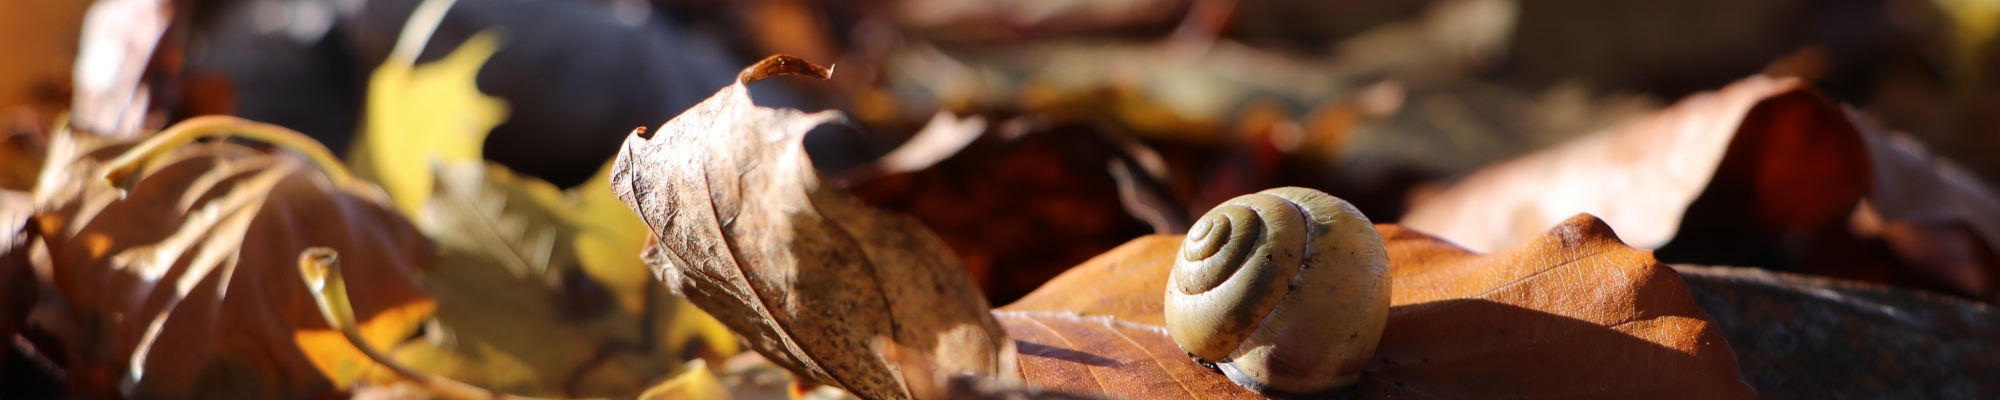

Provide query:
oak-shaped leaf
left=29, top=116, right=435, bottom=398
left=610, top=55, right=1016, bottom=399
left=1000, top=214, right=1754, bottom=398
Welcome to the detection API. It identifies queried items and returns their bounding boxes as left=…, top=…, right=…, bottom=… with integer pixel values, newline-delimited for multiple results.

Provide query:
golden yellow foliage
left=353, top=31, right=510, bottom=215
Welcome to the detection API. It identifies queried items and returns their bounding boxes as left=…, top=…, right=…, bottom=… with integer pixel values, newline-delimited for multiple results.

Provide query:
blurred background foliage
left=5, top=0, right=1998, bottom=303
left=2, top=0, right=1998, bottom=397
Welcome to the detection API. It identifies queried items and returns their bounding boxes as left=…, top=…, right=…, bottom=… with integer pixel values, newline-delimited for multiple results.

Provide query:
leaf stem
left=97, top=115, right=354, bottom=193
left=297, top=247, right=607, bottom=400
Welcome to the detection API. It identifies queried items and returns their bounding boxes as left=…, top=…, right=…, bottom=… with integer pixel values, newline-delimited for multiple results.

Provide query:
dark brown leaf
left=849, top=121, right=1166, bottom=304
left=30, top=117, right=435, bottom=398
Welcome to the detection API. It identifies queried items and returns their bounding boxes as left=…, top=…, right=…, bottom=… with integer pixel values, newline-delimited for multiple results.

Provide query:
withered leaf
left=635, top=360, right=730, bottom=400
left=69, top=0, right=172, bottom=137
left=833, top=110, right=988, bottom=187
left=1400, top=75, right=2000, bottom=302
left=1401, top=76, right=1869, bottom=254
left=1001, top=214, right=1753, bottom=398
left=30, top=117, right=435, bottom=398
left=847, top=121, right=1165, bottom=304
left=610, top=55, right=1015, bottom=399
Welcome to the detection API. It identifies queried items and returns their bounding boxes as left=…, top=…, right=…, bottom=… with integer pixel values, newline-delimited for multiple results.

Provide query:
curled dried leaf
left=611, top=55, right=1016, bottom=399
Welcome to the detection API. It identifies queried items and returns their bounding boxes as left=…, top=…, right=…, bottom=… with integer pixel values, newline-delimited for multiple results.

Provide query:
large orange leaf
left=1001, top=214, right=1753, bottom=398
left=29, top=117, right=435, bottom=398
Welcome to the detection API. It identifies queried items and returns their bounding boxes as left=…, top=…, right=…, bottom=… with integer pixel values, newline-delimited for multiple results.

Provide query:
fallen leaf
left=572, top=157, right=681, bottom=316
left=1401, top=75, right=2000, bottom=302
left=351, top=27, right=510, bottom=215
left=637, top=360, right=731, bottom=400
left=610, top=55, right=1015, bottom=399
left=1000, top=214, right=1753, bottom=398
left=67, top=0, right=171, bottom=137
left=1676, top=265, right=2000, bottom=397
left=377, top=161, right=739, bottom=397
left=834, top=110, right=988, bottom=187
left=994, top=310, right=1261, bottom=399
left=1401, top=76, right=1866, bottom=253
left=847, top=121, right=1166, bottom=304
left=29, top=116, right=436, bottom=398
left=1849, top=115, right=2000, bottom=299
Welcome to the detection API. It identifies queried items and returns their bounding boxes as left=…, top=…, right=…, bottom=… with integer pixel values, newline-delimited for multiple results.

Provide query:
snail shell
left=1165, top=187, right=1391, bottom=396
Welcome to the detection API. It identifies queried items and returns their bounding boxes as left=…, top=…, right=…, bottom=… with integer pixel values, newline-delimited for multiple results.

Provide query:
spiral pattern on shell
left=1165, top=187, right=1392, bottom=396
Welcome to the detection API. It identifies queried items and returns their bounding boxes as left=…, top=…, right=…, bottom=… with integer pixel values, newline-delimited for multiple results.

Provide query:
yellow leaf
left=570, top=158, right=656, bottom=314
left=638, top=360, right=730, bottom=400
left=354, top=31, right=509, bottom=215
left=293, top=301, right=438, bottom=388
left=376, top=161, right=739, bottom=397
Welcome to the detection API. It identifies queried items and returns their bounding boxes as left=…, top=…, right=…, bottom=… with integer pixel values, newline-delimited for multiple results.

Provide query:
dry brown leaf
left=1001, top=214, right=1753, bottom=398
left=848, top=121, right=1166, bottom=304
left=1401, top=75, right=1868, bottom=254
left=834, top=110, right=988, bottom=187
left=610, top=55, right=1015, bottom=400
left=1849, top=114, right=2000, bottom=299
left=30, top=117, right=435, bottom=398
left=69, top=0, right=172, bottom=137
left=1401, top=75, right=2000, bottom=302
